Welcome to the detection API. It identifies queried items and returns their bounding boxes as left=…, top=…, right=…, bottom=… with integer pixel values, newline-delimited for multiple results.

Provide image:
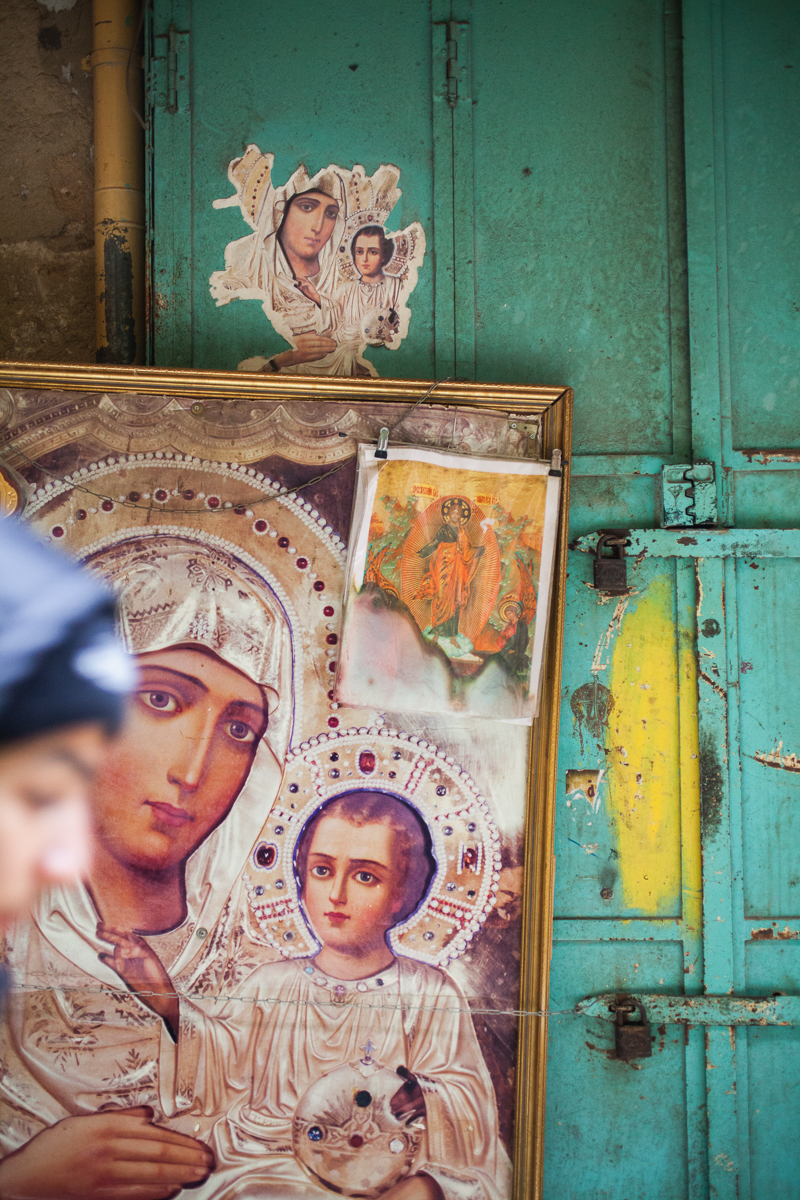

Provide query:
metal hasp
left=572, top=528, right=800, bottom=560
left=579, top=993, right=800, bottom=1027
left=592, top=533, right=629, bottom=595
left=662, top=462, right=718, bottom=527
left=612, top=999, right=653, bottom=1061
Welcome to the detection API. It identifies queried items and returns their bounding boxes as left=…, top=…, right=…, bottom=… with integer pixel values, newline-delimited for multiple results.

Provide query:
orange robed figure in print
left=413, top=497, right=485, bottom=652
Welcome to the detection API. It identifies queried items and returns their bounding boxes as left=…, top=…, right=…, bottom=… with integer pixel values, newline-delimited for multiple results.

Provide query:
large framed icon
left=0, top=362, right=571, bottom=1200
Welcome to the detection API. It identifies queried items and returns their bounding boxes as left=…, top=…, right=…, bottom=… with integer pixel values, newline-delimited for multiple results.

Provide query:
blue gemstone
left=305, top=965, right=314, bottom=975
left=308, top=1126, right=323, bottom=1142
left=377, top=979, right=384, bottom=986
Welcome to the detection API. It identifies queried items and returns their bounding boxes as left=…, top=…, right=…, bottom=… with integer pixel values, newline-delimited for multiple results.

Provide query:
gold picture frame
left=0, top=361, right=571, bottom=1200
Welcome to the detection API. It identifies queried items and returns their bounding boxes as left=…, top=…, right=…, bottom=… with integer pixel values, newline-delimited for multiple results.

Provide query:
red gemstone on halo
left=52, top=526, right=65, bottom=538
left=155, top=489, right=169, bottom=502
left=207, top=496, right=220, bottom=508
left=296, top=557, right=308, bottom=569
left=349, top=1135, right=364, bottom=1148
left=313, top=580, right=325, bottom=592
left=327, top=716, right=339, bottom=728
left=359, top=751, right=376, bottom=775
left=323, top=606, right=334, bottom=617
left=254, top=519, right=268, bottom=532
left=100, top=500, right=114, bottom=512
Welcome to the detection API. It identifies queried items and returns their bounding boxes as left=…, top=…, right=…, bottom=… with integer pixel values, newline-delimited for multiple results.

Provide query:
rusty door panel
left=738, top=559, right=800, bottom=917
left=470, top=0, right=690, bottom=457
left=546, top=939, right=693, bottom=1200
left=722, top=0, right=800, bottom=451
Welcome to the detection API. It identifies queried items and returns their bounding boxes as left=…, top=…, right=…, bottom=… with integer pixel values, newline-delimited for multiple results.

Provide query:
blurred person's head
left=0, top=519, right=133, bottom=926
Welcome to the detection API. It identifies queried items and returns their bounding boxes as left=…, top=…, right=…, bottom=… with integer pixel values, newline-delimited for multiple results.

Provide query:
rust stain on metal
left=699, top=669, right=727, bottom=700
left=754, top=743, right=800, bottom=772
left=570, top=681, right=614, bottom=752
left=742, top=448, right=800, bottom=464
left=750, top=926, right=798, bottom=940
left=699, top=728, right=724, bottom=838
left=676, top=535, right=698, bottom=546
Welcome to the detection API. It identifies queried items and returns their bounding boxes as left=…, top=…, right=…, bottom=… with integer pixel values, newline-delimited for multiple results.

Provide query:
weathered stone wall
left=0, top=0, right=94, bottom=363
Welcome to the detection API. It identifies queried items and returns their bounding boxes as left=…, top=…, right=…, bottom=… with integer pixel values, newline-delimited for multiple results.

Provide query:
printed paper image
left=337, top=445, right=561, bottom=722
left=210, top=148, right=425, bottom=377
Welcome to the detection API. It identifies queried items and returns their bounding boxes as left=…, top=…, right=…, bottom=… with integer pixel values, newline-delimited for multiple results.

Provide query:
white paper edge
left=525, top=470, right=562, bottom=715
left=341, top=442, right=560, bottom=725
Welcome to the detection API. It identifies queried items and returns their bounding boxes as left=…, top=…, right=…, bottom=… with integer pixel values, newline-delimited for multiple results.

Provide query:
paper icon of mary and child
left=210, top=147, right=426, bottom=377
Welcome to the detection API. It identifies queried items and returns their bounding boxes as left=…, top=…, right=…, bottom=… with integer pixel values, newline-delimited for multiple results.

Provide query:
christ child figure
left=96, top=790, right=510, bottom=1200
left=225, top=790, right=509, bottom=1200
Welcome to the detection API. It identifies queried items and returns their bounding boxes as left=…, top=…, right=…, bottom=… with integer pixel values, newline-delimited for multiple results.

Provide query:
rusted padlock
left=613, top=1000, right=652, bottom=1061
left=593, top=534, right=629, bottom=595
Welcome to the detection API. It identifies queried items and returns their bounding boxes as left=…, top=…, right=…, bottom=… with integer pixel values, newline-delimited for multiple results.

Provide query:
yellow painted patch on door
left=606, top=575, right=681, bottom=913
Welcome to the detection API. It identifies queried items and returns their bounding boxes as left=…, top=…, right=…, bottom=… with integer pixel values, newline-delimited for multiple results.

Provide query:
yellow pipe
left=85, top=0, right=145, bottom=363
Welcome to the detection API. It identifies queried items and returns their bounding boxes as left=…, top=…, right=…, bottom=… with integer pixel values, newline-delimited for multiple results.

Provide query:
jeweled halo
left=245, top=728, right=501, bottom=967
left=25, top=456, right=349, bottom=740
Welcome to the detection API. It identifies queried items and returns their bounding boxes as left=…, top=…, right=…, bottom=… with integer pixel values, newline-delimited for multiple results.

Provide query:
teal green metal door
left=546, top=1, right=800, bottom=1195
left=147, top=0, right=799, bottom=1194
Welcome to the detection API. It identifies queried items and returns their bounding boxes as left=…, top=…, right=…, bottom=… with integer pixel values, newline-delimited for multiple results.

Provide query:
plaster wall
left=0, top=0, right=94, bottom=363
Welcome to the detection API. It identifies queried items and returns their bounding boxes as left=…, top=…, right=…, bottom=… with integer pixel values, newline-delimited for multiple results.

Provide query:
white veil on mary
left=209, top=146, right=346, bottom=353
left=33, top=532, right=295, bottom=982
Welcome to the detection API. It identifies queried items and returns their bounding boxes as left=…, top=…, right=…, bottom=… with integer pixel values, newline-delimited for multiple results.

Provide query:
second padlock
left=593, top=533, right=629, bottom=595
left=613, top=999, right=653, bottom=1061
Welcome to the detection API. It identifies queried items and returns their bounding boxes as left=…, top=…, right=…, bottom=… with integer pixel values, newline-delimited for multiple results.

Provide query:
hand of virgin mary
left=98, top=923, right=180, bottom=1041
left=0, top=1106, right=214, bottom=1199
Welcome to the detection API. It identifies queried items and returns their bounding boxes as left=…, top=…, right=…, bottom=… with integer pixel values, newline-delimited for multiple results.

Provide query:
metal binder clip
left=375, top=427, right=389, bottom=459
left=549, top=449, right=562, bottom=477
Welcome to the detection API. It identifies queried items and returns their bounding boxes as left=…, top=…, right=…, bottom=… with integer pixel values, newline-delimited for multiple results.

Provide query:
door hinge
left=662, top=461, right=718, bottom=527
left=446, top=21, right=460, bottom=107
left=153, top=23, right=190, bottom=115
left=436, top=19, right=467, bottom=108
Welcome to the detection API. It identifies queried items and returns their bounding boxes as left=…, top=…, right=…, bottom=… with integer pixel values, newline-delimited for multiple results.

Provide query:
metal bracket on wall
left=662, top=461, right=717, bottom=527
